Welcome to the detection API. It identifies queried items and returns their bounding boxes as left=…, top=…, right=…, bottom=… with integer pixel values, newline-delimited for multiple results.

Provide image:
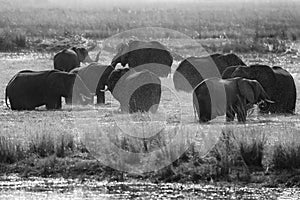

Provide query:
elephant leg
left=120, top=104, right=129, bottom=113
left=236, top=108, right=246, bottom=122
left=96, top=92, right=105, bottom=104
left=46, top=97, right=61, bottom=110
left=46, top=101, right=56, bottom=110
left=65, top=97, right=72, bottom=105
left=56, top=97, right=62, bottom=109
left=226, top=107, right=235, bottom=122
left=233, top=103, right=246, bottom=122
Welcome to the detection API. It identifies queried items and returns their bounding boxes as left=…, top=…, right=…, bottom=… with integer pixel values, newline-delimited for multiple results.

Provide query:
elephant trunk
left=111, top=56, right=121, bottom=68
left=83, top=50, right=101, bottom=63
left=259, top=88, right=275, bottom=104
left=73, top=75, right=93, bottom=104
left=111, top=60, right=117, bottom=68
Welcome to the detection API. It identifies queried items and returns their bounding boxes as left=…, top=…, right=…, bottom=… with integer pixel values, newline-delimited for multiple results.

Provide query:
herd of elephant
left=5, top=40, right=297, bottom=123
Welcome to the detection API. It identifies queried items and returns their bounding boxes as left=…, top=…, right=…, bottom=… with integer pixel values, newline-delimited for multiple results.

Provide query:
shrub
left=0, top=136, right=25, bottom=164
left=0, top=29, right=27, bottom=51
left=272, top=143, right=300, bottom=170
left=239, top=131, right=266, bottom=169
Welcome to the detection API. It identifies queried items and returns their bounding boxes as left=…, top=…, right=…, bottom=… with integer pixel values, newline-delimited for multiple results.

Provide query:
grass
left=0, top=29, right=26, bottom=52
left=1, top=121, right=300, bottom=185
left=0, top=0, right=299, bottom=53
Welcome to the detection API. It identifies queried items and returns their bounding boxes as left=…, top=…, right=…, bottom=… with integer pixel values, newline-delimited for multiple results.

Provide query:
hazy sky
left=3, top=0, right=297, bottom=10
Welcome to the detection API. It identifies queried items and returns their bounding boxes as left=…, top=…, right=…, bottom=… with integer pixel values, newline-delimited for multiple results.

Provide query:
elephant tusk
left=265, top=99, right=275, bottom=104
left=93, top=50, right=101, bottom=62
left=100, top=85, right=108, bottom=92
left=83, top=95, right=92, bottom=100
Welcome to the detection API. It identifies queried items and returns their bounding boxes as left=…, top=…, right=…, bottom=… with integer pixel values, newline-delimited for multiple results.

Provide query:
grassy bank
left=1, top=123, right=300, bottom=186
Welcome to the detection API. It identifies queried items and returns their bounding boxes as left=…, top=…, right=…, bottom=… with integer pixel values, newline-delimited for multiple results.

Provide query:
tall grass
left=1, top=122, right=299, bottom=182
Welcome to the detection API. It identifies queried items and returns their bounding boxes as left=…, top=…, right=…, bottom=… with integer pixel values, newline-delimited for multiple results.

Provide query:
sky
left=2, top=0, right=297, bottom=10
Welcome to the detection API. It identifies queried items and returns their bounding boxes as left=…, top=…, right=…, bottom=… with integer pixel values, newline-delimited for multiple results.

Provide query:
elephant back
left=128, top=41, right=173, bottom=64
left=193, top=77, right=228, bottom=121
left=123, top=70, right=161, bottom=96
left=213, top=53, right=246, bottom=74
left=54, top=48, right=79, bottom=72
left=222, top=66, right=239, bottom=79
left=6, top=70, right=57, bottom=110
left=113, top=69, right=161, bottom=113
left=128, top=70, right=161, bottom=113
left=272, top=66, right=296, bottom=113
left=173, top=56, right=222, bottom=92
left=71, top=63, right=114, bottom=93
left=126, top=40, right=173, bottom=77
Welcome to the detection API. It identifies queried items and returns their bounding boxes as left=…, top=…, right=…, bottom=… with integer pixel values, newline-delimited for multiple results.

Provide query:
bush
left=0, top=29, right=27, bottom=51
left=0, top=136, right=25, bottom=164
left=272, top=143, right=300, bottom=170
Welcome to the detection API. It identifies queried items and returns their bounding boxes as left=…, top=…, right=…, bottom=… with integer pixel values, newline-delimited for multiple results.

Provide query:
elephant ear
left=77, top=47, right=89, bottom=62
left=237, top=78, right=255, bottom=103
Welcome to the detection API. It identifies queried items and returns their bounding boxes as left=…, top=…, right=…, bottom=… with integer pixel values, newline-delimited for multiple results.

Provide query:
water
left=0, top=176, right=299, bottom=199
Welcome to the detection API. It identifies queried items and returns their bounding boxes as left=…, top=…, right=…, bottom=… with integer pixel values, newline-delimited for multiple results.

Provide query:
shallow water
left=0, top=176, right=299, bottom=200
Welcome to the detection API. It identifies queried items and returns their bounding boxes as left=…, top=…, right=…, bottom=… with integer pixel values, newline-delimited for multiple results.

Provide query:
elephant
left=173, top=53, right=246, bottom=92
left=106, top=68, right=161, bottom=113
left=70, top=63, right=114, bottom=104
left=5, top=70, right=92, bottom=110
left=231, top=64, right=296, bottom=114
left=54, top=47, right=100, bottom=72
left=193, top=77, right=274, bottom=122
left=111, top=40, right=173, bottom=77
left=222, top=65, right=241, bottom=79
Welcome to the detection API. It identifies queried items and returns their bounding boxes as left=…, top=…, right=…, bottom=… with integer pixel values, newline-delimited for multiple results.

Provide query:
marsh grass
left=272, top=140, right=300, bottom=170
left=28, top=132, right=75, bottom=158
left=272, top=144, right=300, bottom=170
left=0, top=119, right=300, bottom=183
left=237, top=129, right=267, bottom=169
left=0, top=136, right=25, bottom=164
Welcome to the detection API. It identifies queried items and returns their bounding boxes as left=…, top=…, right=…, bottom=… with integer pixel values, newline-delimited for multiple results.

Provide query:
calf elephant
left=173, top=53, right=246, bottom=92
left=111, top=40, right=173, bottom=77
left=193, top=77, right=274, bottom=122
left=70, top=63, right=114, bottom=104
left=54, top=47, right=100, bottom=72
left=107, top=68, right=161, bottom=113
left=231, top=65, right=296, bottom=114
left=5, top=70, right=92, bottom=110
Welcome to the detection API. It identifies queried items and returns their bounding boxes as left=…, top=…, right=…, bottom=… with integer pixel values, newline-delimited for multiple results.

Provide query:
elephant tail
left=5, top=87, right=10, bottom=109
left=192, top=97, right=198, bottom=121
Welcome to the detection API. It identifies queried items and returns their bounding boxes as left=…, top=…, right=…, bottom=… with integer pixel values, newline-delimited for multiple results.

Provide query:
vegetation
left=0, top=0, right=299, bottom=187
left=1, top=119, right=300, bottom=186
left=0, top=0, right=299, bottom=52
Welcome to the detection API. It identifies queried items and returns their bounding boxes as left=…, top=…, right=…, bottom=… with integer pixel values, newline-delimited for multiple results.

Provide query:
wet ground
left=0, top=175, right=300, bottom=199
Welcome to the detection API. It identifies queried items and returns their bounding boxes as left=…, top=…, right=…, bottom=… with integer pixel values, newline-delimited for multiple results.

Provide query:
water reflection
left=0, top=176, right=299, bottom=200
